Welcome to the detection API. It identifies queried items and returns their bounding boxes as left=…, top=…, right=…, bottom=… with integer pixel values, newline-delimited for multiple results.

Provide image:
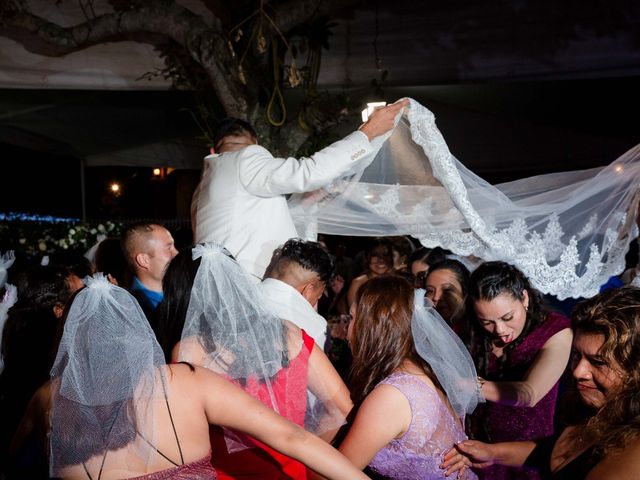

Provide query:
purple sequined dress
left=368, top=371, right=477, bottom=480
left=128, top=454, right=217, bottom=479
left=472, top=312, right=571, bottom=480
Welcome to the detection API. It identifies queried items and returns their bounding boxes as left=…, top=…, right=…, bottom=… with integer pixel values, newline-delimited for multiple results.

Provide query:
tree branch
left=0, top=1, right=250, bottom=117
left=272, top=0, right=361, bottom=34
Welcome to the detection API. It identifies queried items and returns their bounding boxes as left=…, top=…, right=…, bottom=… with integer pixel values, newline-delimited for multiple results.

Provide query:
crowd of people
left=1, top=100, right=640, bottom=479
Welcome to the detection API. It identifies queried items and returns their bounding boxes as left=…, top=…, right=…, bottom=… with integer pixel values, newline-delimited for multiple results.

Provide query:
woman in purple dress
left=468, top=261, right=573, bottom=480
left=339, top=275, right=481, bottom=479
left=444, top=286, right=640, bottom=480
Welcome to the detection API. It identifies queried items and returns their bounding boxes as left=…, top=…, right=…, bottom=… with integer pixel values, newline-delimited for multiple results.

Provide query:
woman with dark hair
left=346, top=238, right=394, bottom=307
left=156, top=244, right=352, bottom=480
left=408, top=246, right=448, bottom=289
left=0, top=264, right=83, bottom=478
left=93, top=237, right=129, bottom=286
left=388, top=236, right=415, bottom=278
left=339, top=275, right=481, bottom=479
left=14, top=275, right=370, bottom=480
left=466, top=261, right=572, bottom=480
left=425, top=259, right=470, bottom=341
left=444, top=286, right=640, bottom=479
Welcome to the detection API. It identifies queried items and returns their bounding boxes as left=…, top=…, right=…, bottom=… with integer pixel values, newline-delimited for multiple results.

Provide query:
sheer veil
left=411, top=291, right=482, bottom=419
left=0, top=250, right=16, bottom=373
left=49, top=274, right=167, bottom=478
left=289, top=98, right=640, bottom=299
left=177, top=243, right=346, bottom=451
left=0, top=250, right=14, bottom=289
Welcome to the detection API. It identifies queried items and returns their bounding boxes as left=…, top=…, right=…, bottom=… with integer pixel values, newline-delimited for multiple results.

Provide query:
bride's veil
left=289, top=98, right=640, bottom=299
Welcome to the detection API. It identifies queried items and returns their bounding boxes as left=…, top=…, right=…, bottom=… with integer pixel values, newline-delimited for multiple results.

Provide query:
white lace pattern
left=289, top=99, right=640, bottom=300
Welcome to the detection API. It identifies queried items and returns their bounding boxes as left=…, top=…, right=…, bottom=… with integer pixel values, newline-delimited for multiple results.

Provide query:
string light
left=0, top=212, right=79, bottom=223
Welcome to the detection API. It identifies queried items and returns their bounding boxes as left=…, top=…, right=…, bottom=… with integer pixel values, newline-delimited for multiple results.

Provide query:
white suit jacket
left=192, top=131, right=373, bottom=278
left=260, top=278, right=327, bottom=348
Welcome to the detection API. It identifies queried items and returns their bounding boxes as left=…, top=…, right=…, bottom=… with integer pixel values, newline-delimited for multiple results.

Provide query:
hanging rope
left=297, top=105, right=311, bottom=132
left=266, top=41, right=286, bottom=127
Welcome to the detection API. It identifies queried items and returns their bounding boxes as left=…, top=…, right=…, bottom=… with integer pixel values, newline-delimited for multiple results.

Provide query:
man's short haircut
left=120, top=222, right=161, bottom=266
left=212, top=117, right=258, bottom=149
left=268, top=238, right=335, bottom=284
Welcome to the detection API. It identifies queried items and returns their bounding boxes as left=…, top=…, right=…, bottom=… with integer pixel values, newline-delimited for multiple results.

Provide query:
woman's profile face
left=473, top=291, right=529, bottom=346
left=425, top=268, right=464, bottom=322
left=410, top=261, right=429, bottom=288
left=571, top=332, right=623, bottom=409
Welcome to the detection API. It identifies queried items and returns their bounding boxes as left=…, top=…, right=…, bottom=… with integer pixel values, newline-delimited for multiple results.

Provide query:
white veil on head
left=177, top=243, right=347, bottom=451
left=411, top=290, right=482, bottom=419
left=0, top=250, right=15, bottom=289
left=49, top=274, right=167, bottom=478
left=178, top=243, right=286, bottom=388
left=290, top=98, right=640, bottom=299
left=0, top=283, right=17, bottom=373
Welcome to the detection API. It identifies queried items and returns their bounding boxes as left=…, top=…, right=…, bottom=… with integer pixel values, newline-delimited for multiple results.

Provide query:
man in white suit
left=191, top=99, right=408, bottom=278
left=261, top=238, right=333, bottom=348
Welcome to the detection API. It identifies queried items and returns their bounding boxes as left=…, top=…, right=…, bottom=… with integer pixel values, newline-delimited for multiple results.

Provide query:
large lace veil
left=289, top=98, right=640, bottom=299
left=49, top=274, right=168, bottom=478
left=177, top=243, right=345, bottom=451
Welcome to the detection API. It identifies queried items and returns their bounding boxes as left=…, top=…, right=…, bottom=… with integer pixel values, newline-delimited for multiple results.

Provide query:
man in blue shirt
left=121, top=222, right=178, bottom=327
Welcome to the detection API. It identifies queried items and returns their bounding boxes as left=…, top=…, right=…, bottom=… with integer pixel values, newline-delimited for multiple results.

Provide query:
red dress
left=210, top=330, right=314, bottom=479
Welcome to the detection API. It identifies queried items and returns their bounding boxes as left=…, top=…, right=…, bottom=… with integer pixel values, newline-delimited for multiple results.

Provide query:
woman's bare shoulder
left=586, top=436, right=640, bottom=479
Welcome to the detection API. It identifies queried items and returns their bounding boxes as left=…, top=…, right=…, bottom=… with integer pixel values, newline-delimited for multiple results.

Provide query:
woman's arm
left=306, top=343, right=353, bottom=441
left=195, top=367, right=369, bottom=480
left=481, top=328, right=572, bottom=407
left=9, top=382, right=51, bottom=457
left=338, top=384, right=411, bottom=470
left=346, top=275, right=366, bottom=309
left=443, top=439, right=537, bottom=470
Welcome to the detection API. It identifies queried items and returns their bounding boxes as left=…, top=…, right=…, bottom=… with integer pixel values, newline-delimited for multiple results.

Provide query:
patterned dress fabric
left=368, top=371, right=476, bottom=480
left=128, top=454, right=216, bottom=479
left=472, top=312, right=571, bottom=480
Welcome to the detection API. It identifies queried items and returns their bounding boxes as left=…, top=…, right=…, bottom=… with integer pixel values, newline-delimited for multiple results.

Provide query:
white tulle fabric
left=411, top=291, right=482, bottom=419
left=289, top=99, right=640, bottom=299
left=0, top=250, right=15, bottom=289
left=177, top=243, right=345, bottom=452
left=178, top=243, right=285, bottom=400
left=0, top=283, right=17, bottom=373
left=49, top=274, right=166, bottom=477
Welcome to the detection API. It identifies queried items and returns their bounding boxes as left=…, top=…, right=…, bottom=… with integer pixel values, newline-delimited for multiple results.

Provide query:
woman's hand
left=440, top=443, right=472, bottom=478
left=442, top=440, right=496, bottom=470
